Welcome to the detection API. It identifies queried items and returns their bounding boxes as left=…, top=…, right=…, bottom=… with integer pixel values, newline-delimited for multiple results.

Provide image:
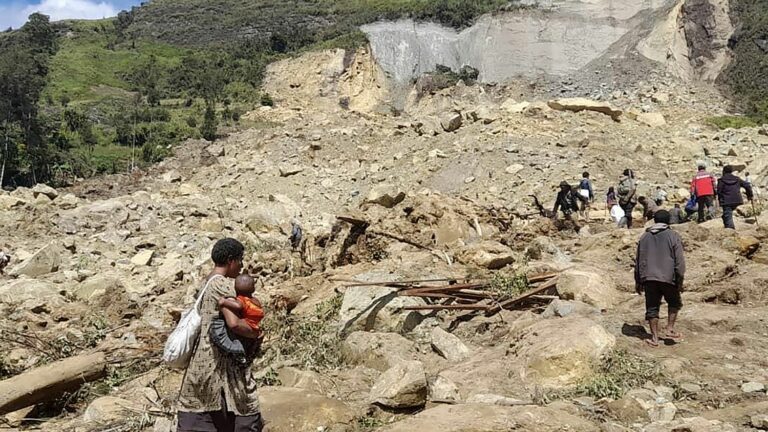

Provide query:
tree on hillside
left=0, top=13, right=59, bottom=186
left=126, top=55, right=162, bottom=106
left=201, top=102, right=217, bottom=142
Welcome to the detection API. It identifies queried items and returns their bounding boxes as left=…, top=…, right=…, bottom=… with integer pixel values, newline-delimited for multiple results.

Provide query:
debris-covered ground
left=2, top=42, right=768, bottom=432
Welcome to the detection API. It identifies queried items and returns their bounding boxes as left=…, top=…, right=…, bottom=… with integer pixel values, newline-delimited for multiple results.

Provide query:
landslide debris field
left=3, top=6, right=768, bottom=432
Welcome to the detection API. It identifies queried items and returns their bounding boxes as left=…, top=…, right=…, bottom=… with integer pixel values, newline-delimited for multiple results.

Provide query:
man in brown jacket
left=635, top=210, right=686, bottom=347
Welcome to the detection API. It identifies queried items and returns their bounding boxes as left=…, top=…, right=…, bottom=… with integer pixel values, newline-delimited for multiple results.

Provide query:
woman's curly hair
left=211, top=238, right=245, bottom=266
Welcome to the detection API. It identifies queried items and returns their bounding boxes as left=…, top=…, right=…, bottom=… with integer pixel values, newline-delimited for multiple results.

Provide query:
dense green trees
left=723, top=0, right=768, bottom=122
left=0, top=13, right=58, bottom=187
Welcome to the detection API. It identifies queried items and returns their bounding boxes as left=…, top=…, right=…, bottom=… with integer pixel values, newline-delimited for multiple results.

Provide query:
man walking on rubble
left=552, top=181, right=588, bottom=230
left=617, top=169, right=638, bottom=229
left=690, top=161, right=717, bottom=223
left=716, top=165, right=753, bottom=229
left=635, top=210, right=685, bottom=347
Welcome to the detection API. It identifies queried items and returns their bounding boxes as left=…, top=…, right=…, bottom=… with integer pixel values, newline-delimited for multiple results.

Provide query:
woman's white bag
left=163, top=275, right=223, bottom=368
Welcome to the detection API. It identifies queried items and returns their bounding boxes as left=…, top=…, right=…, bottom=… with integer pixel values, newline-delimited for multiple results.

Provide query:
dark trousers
left=722, top=205, right=736, bottom=229
left=621, top=202, right=635, bottom=228
left=178, top=393, right=263, bottom=432
left=697, top=195, right=714, bottom=223
left=644, top=281, right=682, bottom=321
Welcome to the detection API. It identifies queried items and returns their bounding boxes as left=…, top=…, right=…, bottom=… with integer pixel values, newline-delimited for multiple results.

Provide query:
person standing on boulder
left=716, top=165, right=753, bottom=229
left=635, top=210, right=685, bottom=347
left=177, top=238, right=264, bottom=432
left=617, top=169, right=637, bottom=229
left=690, top=162, right=717, bottom=223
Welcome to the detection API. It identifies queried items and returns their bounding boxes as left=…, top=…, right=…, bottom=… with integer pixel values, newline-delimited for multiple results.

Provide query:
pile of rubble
left=1, top=41, right=768, bottom=432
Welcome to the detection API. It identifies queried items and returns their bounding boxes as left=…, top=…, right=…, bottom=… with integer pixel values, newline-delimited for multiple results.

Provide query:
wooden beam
left=403, top=305, right=488, bottom=311
left=0, top=352, right=107, bottom=415
left=485, top=277, right=559, bottom=316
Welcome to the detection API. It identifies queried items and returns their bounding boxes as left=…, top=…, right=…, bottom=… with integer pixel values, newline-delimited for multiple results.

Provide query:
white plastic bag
left=163, top=275, right=223, bottom=369
left=610, top=204, right=625, bottom=225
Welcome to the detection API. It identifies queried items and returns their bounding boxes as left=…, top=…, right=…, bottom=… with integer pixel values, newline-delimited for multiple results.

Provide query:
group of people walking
left=553, top=162, right=758, bottom=348
left=553, top=163, right=756, bottom=231
left=169, top=162, right=759, bottom=431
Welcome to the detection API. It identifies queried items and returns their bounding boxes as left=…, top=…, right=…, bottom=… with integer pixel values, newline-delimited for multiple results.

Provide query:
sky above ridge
left=0, top=0, right=142, bottom=30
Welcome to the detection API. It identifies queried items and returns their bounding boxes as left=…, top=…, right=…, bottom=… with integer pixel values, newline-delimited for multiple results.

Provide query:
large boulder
left=341, top=331, right=416, bottom=371
left=58, top=199, right=129, bottom=232
left=440, top=112, right=463, bottom=132
left=541, top=299, right=600, bottom=318
left=157, top=253, right=189, bottom=284
left=131, top=250, right=155, bottom=266
left=9, top=243, right=61, bottom=278
left=637, top=112, right=667, bottom=127
left=245, top=201, right=300, bottom=234
left=259, top=387, right=355, bottom=432
left=31, top=183, right=58, bottom=200
left=547, top=98, right=622, bottom=121
left=364, top=184, right=406, bottom=208
left=607, top=388, right=677, bottom=422
left=642, top=417, right=737, bottom=432
left=514, top=316, right=615, bottom=389
left=83, top=396, right=142, bottom=424
left=430, top=327, right=470, bottom=362
left=74, top=274, right=124, bottom=304
left=276, top=367, right=330, bottom=394
left=370, top=360, right=427, bottom=408
left=0, top=279, right=63, bottom=306
left=556, top=268, right=623, bottom=310
left=457, top=241, right=515, bottom=269
left=339, top=284, right=425, bottom=334
left=381, top=404, right=599, bottom=432
left=429, top=374, right=460, bottom=402
left=0, top=194, right=27, bottom=210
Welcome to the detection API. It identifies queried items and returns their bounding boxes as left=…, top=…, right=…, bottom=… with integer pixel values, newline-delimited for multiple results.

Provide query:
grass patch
left=45, top=20, right=187, bottom=103
left=260, top=293, right=344, bottom=371
left=707, top=115, right=759, bottom=130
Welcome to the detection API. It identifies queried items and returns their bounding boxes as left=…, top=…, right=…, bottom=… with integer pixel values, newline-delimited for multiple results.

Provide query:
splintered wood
left=340, top=273, right=560, bottom=316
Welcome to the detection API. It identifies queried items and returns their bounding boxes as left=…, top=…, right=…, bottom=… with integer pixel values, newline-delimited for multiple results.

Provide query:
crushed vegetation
left=260, top=293, right=344, bottom=371
left=576, top=349, right=662, bottom=400
left=488, top=270, right=530, bottom=299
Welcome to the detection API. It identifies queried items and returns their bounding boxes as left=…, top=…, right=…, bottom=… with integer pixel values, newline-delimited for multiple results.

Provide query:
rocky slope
left=363, top=0, right=735, bottom=90
left=2, top=6, right=768, bottom=432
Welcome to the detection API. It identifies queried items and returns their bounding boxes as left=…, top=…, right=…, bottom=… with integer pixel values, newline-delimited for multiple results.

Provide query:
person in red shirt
left=690, top=162, right=717, bottom=223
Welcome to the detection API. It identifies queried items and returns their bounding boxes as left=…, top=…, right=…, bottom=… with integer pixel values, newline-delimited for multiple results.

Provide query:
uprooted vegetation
left=575, top=349, right=662, bottom=400
left=259, top=293, right=345, bottom=371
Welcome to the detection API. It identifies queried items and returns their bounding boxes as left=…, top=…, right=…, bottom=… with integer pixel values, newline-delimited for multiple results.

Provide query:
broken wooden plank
left=527, top=272, right=559, bottom=283
left=397, top=283, right=487, bottom=296
left=485, top=277, right=559, bottom=316
left=333, top=277, right=466, bottom=287
left=368, top=229, right=432, bottom=251
left=0, top=352, right=107, bottom=415
left=403, top=305, right=489, bottom=311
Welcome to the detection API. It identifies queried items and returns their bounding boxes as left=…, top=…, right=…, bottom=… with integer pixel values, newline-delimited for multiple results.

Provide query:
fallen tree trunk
left=0, top=352, right=107, bottom=415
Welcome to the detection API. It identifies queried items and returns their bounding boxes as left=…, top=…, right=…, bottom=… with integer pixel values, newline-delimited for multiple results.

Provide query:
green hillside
left=44, top=20, right=188, bottom=103
left=0, top=0, right=511, bottom=188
